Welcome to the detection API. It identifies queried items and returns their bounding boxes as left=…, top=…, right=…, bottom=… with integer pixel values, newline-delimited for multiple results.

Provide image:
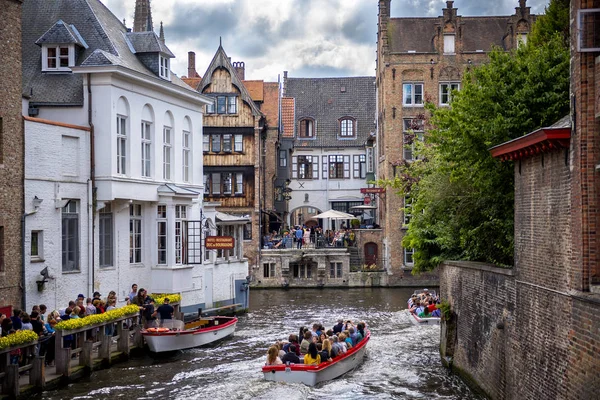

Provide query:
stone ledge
left=441, top=260, right=514, bottom=276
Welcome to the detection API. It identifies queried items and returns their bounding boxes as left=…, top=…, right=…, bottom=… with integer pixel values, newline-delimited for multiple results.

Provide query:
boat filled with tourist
left=262, top=320, right=369, bottom=386
left=407, top=289, right=441, bottom=325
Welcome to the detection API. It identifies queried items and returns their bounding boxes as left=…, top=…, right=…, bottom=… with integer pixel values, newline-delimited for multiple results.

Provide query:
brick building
left=375, top=0, right=535, bottom=282
left=437, top=1, right=600, bottom=397
left=0, top=0, right=24, bottom=311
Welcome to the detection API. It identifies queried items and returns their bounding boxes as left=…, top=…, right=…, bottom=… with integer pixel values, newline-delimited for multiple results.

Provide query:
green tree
left=528, top=0, right=570, bottom=47
left=392, top=32, right=569, bottom=272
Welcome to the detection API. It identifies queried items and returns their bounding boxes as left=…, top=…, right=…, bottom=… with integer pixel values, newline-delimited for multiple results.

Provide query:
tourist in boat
left=155, top=297, right=174, bottom=324
left=281, top=344, right=302, bottom=364
left=340, top=332, right=353, bottom=349
left=431, top=308, right=442, bottom=317
left=303, top=343, right=321, bottom=365
left=283, top=334, right=301, bottom=356
left=414, top=302, right=425, bottom=315
left=266, top=345, right=283, bottom=366
left=143, top=298, right=157, bottom=328
left=328, top=337, right=339, bottom=357
left=320, top=339, right=333, bottom=362
left=356, top=323, right=365, bottom=342
left=348, top=327, right=358, bottom=346
left=333, top=319, right=344, bottom=334
left=300, top=330, right=312, bottom=354
left=418, top=306, right=431, bottom=318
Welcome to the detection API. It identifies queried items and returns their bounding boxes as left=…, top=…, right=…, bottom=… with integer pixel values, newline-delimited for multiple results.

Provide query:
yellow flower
left=0, top=330, right=39, bottom=350
left=150, top=293, right=181, bottom=304
left=54, top=305, right=140, bottom=331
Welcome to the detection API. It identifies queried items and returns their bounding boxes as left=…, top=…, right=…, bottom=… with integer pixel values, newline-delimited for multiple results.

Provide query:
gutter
left=87, top=74, right=95, bottom=297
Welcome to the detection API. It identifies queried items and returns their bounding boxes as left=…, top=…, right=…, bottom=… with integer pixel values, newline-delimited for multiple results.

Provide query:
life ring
left=147, top=327, right=169, bottom=333
left=146, top=328, right=158, bottom=332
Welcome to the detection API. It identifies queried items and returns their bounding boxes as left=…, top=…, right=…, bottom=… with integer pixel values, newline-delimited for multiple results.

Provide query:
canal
left=39, top=288, right=479, bottom=399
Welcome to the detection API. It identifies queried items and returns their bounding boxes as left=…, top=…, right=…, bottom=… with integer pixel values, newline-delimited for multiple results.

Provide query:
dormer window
left=159, top=55, right=170, bottom=79
left=299, top=118, right=315, bottom=138
left=340, top=117, right=356, bottom=137
left=42, top=44, right=74, bottom=72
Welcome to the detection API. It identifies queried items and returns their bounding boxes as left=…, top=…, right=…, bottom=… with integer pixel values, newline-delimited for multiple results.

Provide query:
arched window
left=141, top=104, right=155, bottom=178
left=116, top=97, right=130, bottom=175
left=298, top=118, right=314, bottom=138
left=340, top=117, right=355, bottom=137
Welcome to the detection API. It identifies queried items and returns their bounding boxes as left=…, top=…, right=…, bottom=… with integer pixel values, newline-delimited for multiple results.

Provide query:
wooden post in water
left=54, top=330, right=69, bottom=376
left=5, top=364, right=19, bottom=398
left=31, top=355, right=45, bottom=388
left=117, top=318, right=130, bottom=355
left=98, top=327, right=111, bottom=363
left=132, top=325, right=144, bottom=348
left=81, top=341, right=94, bottom=369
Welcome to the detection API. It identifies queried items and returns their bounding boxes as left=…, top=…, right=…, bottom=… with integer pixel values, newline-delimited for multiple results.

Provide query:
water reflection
left=39, top=288, right=479, bottom=400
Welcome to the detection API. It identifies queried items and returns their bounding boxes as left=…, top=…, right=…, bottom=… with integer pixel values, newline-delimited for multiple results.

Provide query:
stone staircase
left=349, top=246, right=362, bottom=268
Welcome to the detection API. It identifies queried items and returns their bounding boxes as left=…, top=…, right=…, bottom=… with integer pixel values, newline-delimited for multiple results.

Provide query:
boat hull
left=262, top=332, right=370, bottom=386
left=409, top=312, right=440, bottom=325
left=143, top=317, right=237, bottom=352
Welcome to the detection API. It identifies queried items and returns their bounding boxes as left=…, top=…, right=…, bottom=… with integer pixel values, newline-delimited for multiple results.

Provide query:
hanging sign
left=205, top=236, right=235, bottom=249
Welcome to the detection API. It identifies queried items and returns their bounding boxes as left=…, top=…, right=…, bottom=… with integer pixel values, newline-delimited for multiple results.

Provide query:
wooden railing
left=0, top=341, right=41, bottom=397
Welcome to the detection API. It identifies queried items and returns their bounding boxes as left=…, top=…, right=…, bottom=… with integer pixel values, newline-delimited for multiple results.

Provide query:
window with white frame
left=163, top=126, right=172, bottom=180
left=340, top=118, right=355, bottom=137
left=279, top=150, right=287, bottom=167
left=404, top=247, right=414, bottom=266
left=159, top=55, right=170, bottom=79
left=182, top=130, right=190, bottom=182
left=203, top=134, right=210, bottom=152
left=31, top=230, right=43, bottom=261
left=292, top=155, right=318, bottom=179
left=141, top=121, right=152, bottom=177
left=130, top=204, right=142, bottom=264
left=234, top=134, right=243, bottom=152
left=440, top=82, right=460, bottom=106
left=99, top=204, right=113, bottom=268
left=403, top=118, right=424, bottom=161
left=299, top=118, right=315, bottom=138
left=42, top=45, right=73, bottom=71
left=353, top=154, right=366, bottom=179
left=329, top=262, right=342, bottom=278
left=157, top=205, right=167, bottom=265
left=329, top=155, right=350, bottom=179
left=235, top=173, right=244, bottom=195
left=403, top=195, right=412, bottom=226
left=227, top=96, right=237, bottom=114
left=402, top=83, right=424, bottom=106
left=444, top=34, right=456, bottom=54
left=62, top=201, right=79, bottom=272
left=175, top=205, right=187, bottom=264
left=116, top=115, right=127, bottom=174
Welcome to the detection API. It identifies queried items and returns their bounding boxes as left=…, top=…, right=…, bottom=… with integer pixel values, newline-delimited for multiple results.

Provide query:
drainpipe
left=21, top=208, right=38, bottom=310
left=87, top=74, right=96, bottom=297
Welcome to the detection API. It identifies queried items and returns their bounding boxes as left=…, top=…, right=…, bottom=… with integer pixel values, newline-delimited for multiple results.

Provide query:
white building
left=21, top=0, right=249, bottom=314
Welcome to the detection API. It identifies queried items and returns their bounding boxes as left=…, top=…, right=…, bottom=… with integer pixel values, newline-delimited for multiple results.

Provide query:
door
left=364, top=242, right=378, bottom=266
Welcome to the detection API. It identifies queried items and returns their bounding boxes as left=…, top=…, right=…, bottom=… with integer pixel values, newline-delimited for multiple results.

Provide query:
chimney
left=188, top=52, right=198, bottom=78
left=443, top=1, right=456, bottom=21
left=233, top=61, right=245, bottom=81
left=283, top=71, right=288, bottom=96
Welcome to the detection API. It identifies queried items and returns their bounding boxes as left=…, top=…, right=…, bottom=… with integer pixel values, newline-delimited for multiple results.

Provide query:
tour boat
left=262, top=331, right=370, bottom=386
left=407, top=289, right=441, bottom=325
left=142, top=316, right=237, bottom=352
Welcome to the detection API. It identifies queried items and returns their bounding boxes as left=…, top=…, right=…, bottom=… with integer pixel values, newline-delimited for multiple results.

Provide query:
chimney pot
left=446, top=1, right=454, bottom=8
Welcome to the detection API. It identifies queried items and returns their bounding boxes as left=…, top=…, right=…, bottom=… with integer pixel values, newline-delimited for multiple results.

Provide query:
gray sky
left=103, top=0, right=549, bottom=82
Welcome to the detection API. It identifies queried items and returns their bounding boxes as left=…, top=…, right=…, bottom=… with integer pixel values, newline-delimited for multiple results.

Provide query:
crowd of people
left=0, top=283, right=175, bottom=368
left=263, top=225, right=359, bottom=250
left=408, top=289, right=442, bottom=318
left=265, top=320, right=367, bottom=366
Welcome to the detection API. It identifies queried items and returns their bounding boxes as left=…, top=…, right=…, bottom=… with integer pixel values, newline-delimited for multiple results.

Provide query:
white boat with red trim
left=142, top=316, right=237, bottom=352
left=262, top=331, right=370, bottom=386
left=407, top=289, right=441, bottom=325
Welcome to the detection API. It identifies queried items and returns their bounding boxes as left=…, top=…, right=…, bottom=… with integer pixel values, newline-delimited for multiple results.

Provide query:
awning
left=157, top=184, right=201, bottom=197
left=216, top=212, right=249, bottom=225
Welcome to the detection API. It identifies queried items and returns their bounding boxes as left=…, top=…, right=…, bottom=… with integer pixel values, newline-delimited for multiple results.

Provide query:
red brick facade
left=0, top=0, right=24, bottom=309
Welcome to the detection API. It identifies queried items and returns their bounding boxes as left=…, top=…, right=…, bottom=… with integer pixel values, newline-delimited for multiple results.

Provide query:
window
left=141, top=121, right=152, bottom=177
left=518, top=33, right=528, bottom=48
left=243, top=221, right=252, bottom=240
left=353, top=155, right=366, bottom=179
left=263, top=263, right=276, bottom=278
left=444, top=34, right=455, bottom=54
left=206, top=100, right=215, bottom=114
left=157, top=205, right=167, bottom=265
left=293, top=155, right=318, bottom=179
left=159, top=55, right=170, bottom=79
left=440, top=82, right=460, bottom=106
left=182, top=130, right=190, bottom=182
left=292, top=262, right=314, bottom=278
left=211, top=135, right=221, bottom=153
left=223, top=134, right=232, bottom=152
left=329, top=262, right=342, bottom=278
left=235, top=173, right=244, bottom=195
left=404, top=247, right=414, bottom=266
left=279, top=150, right=287, bottom=167
left=116, top=115, right=127, bottom=174
left=0, top=226, right=3, bottom=272
left=299, top=119, right=314, bottom=138
left=403, top=195, right=412, bottom=226
left=340, top=118, right=355, bottom=137
left=329, top=155, right=350, bottom=179
left=31, top=231, right=43, bottom=259
left=42, top=45, right=72, bottom=71
left=403, top=83, right=424, bottom=106
left=223, top=173, right=232, bottom=195
left=175, top=205, right=187, bottom=264
left=234, top=134, right=243, bottom=152
left=203, top=135, right=210, bottom=152
left=211, top=173, right=221, bottom=195
left=403, top=118, right=424, bottom=161
left=99, top=204, right=113, bottom=268
left=62, top=201, right=79, bottom=272
left=163, top=126, right=172, bottom=180
left=216, top=96, right=237, bottom=114
left=130, top=204, right=142, bottom=264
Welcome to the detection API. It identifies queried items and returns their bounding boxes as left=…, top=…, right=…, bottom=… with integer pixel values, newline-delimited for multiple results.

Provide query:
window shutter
left=312, top=156, right=319, bottom=180
left=353, top=155, right=359, bottom=178
left=292, top=156, right=298, bottom=179
left=344, top=155, right=350, bottom=178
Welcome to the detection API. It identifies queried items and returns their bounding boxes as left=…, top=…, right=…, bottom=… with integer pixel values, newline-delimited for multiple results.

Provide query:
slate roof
left=22, top=0, right=192, bottom=106
left=35, top=20, right=88, bottom=48
left=389, top=16, right=512, bottom=53
left=285, top=77, right=376, bottom=148
left=125, top=31, right=174, bottom=57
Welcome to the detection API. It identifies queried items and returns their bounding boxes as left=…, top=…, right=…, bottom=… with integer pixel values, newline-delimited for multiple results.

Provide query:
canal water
left=39, top=288, right=479, bottom=399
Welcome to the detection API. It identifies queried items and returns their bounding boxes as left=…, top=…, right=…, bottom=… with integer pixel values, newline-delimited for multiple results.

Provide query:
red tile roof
left=281, top=97, right=295, bottom=137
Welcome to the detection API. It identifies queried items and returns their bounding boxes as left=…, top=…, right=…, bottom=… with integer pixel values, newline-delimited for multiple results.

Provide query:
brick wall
left=0, top=0, right=23, bottom=309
